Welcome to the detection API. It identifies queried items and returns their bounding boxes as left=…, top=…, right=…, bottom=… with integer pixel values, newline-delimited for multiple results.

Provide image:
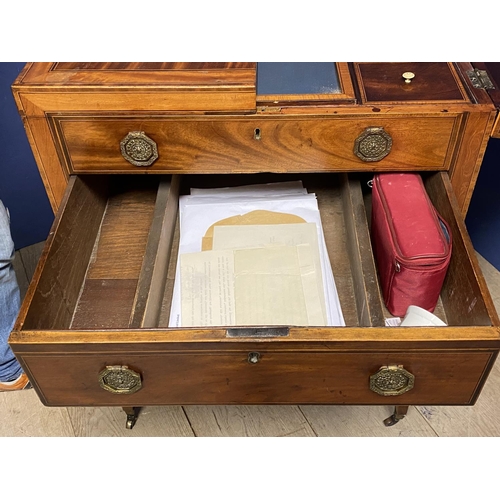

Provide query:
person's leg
left=0, top=200, right=25, bottom=385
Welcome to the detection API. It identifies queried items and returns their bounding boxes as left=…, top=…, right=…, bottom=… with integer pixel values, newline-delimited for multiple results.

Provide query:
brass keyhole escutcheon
left=248, top=352, right=261, bottom=364
left=254, top=128, right=262, bottom=140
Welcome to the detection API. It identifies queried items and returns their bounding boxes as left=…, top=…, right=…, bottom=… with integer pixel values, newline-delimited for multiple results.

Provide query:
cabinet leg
left=122, top=406, right=141, bottom=429
left=383, top=405, right=409, bottom=427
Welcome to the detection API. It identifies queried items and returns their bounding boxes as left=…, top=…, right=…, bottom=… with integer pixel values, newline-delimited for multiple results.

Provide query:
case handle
left=98, top=365, right=142, bottom=394
left=354, top=127, right=392, bottom=162
left=120, top=131, right=159, bottom=167
left=369, top=364, right=415, bottom=396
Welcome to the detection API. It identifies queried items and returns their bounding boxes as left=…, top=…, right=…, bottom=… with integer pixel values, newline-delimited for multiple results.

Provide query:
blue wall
left=0, top=63, right=54, bottom=249
left=466, top=138, right=500, bottom=270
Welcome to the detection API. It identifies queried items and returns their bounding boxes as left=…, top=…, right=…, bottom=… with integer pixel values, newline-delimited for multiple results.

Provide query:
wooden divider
left=340, top=174, right=385, bottom=327
left=129, top=175, right=180, bottom=328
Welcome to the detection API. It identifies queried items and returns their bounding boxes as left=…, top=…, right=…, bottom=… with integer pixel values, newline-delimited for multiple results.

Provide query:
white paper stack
left=169, top=181, right=345, bottom=327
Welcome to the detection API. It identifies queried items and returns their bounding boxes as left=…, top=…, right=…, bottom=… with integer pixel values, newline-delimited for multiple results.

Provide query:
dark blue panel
left=466, top=138, right=500, bottom=271
left=0, top=63, right=54, bottom=250
left=257, top=63, right=341, bottom=95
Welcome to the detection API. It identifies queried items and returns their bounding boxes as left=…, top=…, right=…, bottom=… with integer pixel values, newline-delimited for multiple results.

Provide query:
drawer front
left=54, top=116, right=460, bottom=174
left=22, top=350, right=492, bottom=406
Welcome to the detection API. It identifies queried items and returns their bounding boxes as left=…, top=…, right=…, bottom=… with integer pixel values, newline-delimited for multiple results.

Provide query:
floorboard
left=183, top=405, right=317, bottom=437
left=0, top=389, right=75, bottom=437
left=300, top=405, right=437, bottom=437
left=66, top=406, right=195, bottom=437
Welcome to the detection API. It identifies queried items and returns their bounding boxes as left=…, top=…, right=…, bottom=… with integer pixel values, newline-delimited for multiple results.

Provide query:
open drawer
left=10, top=172, right=500, bottom=408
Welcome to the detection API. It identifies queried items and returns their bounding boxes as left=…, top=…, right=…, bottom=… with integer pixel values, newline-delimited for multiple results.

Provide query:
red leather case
left=371, top=173, right=452, bottom=317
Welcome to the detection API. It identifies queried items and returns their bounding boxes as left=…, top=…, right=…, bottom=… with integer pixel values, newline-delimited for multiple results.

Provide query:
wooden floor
left=2, top=242, right=500, bottom=437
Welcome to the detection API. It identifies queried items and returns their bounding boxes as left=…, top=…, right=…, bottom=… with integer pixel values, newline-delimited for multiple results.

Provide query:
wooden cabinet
left=10, top=62, right=500, bottom=429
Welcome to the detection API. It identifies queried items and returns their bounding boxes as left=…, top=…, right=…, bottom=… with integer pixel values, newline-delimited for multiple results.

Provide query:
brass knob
left=120, top=131, right=158, bottom=167
left=369, top=365, right=415, bottom=396
left=248, top=352, right=261, bottom=364
left=402, top=71, right=415, bottom=84
left=354, top=127, right=392, bottom=162
left=98, top=365, right=142, bottom=394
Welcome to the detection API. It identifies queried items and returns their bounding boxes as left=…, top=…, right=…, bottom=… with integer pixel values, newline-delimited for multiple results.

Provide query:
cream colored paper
left=180, top=245, right=324, bottom=327
left=212, top=223, right=326, bottom=324
left=233, top=246, right=309, bottom=326
left=295, top=244, right=327, bottom=325
left=180, top=250, right=235, bottom=327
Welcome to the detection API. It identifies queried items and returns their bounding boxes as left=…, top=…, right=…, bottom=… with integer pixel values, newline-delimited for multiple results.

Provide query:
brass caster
left=122, top=406, right=140, bottom=430
left=383, top=405, right=409, bottom=427
left=126, top=415, right=137, bottom=430
left=383, top=414, right=405, bottom=427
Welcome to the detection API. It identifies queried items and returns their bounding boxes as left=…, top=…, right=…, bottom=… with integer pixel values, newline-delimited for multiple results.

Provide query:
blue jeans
left=0, top=200, right=22, bottom=382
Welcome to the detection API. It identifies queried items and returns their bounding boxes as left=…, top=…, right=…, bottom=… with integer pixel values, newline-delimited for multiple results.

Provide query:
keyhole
left=248, top=352, right=261, bottom=364
left=254, top=128, right=261, bottom=140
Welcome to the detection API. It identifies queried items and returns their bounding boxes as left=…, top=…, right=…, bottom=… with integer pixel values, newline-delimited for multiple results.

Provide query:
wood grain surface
left=53, top=62, right=255, bottom=71
left=129, top=176, right=180, bottom=329
left=58, top=116, right=459, bottom=174
left=16, top=62, right=257, bottom=89
left=425, top=172, right=499, bottom=326
left=18, top=350, right=493, bottom=406
left=87, top=177, right=157, bottom=280
left=71, top=279, right=139, bottom=330
left=20, top=177, right=108, bottom=330
left=354, top=62, right=469, bottom=103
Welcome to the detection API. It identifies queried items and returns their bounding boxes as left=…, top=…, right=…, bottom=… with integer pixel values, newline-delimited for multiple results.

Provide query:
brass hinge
left=467, top=68, right=496, bottom=90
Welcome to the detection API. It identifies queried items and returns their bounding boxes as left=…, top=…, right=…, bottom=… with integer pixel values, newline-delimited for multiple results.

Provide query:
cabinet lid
left=353, top=62, right=471, bottom=104
left=13, top=62, right=257, bottom=113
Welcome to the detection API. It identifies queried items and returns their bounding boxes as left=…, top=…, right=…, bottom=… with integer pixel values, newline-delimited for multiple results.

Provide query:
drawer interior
left=20, top=172, right=494, bottom=332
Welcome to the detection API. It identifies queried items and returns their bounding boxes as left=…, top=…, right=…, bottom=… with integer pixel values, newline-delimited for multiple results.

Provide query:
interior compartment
left=20, top=172, right=493, bottom=332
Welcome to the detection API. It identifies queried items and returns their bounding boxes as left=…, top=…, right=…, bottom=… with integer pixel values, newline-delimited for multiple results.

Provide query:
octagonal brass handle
left=98, top=365, right=142, bottom=395
left=354, top=127, right=392, bottom=162
left=369, top=365, right=415, bottom=396
left=120, top=131, right=159, bottom=167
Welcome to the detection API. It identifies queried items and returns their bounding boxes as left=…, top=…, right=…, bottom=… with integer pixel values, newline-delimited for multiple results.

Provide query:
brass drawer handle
left=120, top=131, right=159, bottom=167
left=98, top=365, right=142, bottom=394
left=354, top=127, right=392, bottom=162
left=369, top=365, right=415, bottom=396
